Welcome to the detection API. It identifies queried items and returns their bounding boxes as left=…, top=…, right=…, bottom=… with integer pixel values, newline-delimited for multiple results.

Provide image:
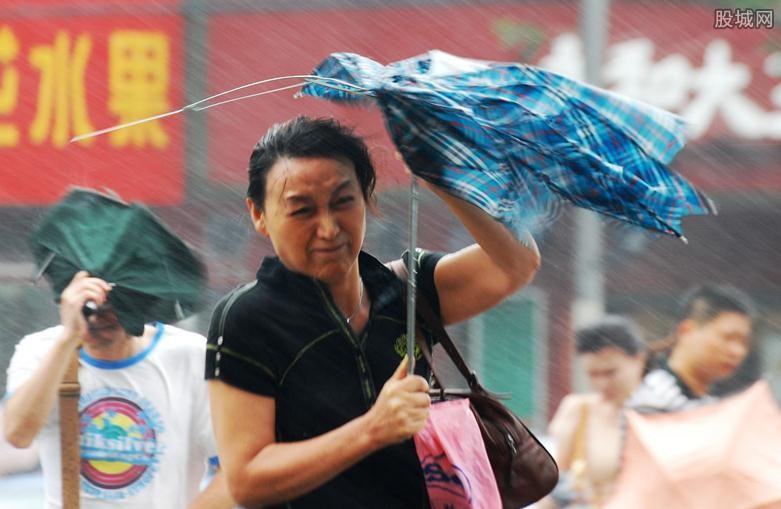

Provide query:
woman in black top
left=206, top=116, right=541, bottom=508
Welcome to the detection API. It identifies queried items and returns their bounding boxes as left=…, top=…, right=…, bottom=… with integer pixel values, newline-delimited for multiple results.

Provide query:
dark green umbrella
left=29, top=188, right=207, bottom=336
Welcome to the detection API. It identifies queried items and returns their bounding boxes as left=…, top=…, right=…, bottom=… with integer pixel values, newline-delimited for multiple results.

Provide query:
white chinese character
left=763, top=51, right=781, bottom=77
left=683, top=39, right=765, bottom=138
left=537, top=33, right=585, bottom=81
left=645, top=54, right=695, bottom=111
left=763, top=52, right=781, bottom=136
left=756, top=9, right=774, bottom=28
left=604, top=39, right=695, bottom=111
left=603, top=39, right=655, bottom=100
left=734, top=8, right=755, bottom=29
left=714, top=8, right=735, bottom=29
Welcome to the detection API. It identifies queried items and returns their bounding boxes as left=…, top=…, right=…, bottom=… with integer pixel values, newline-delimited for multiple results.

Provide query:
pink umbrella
left=605, top=381, right=781, bottom=509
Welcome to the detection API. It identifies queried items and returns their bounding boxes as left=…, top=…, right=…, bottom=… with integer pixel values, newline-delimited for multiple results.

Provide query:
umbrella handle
left=406, top=176, right=419, bottom=375
left=81, top=283, right=115, bottom=319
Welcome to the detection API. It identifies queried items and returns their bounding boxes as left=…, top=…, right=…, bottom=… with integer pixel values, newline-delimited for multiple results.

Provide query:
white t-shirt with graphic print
left=6, top=323, right=216, bottom=509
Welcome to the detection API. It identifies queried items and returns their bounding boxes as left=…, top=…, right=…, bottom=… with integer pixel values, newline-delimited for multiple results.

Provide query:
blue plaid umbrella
left=300, top=50, right=715, bottom=240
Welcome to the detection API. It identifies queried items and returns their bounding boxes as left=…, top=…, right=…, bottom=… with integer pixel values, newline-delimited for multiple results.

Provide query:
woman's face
left=247, top=156, right=366, bottom=284
left=580, top=347, right=645, bottom=404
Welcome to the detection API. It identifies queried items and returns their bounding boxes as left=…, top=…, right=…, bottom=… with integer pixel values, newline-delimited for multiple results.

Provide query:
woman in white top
left=544, top=316, right=647, bottom=508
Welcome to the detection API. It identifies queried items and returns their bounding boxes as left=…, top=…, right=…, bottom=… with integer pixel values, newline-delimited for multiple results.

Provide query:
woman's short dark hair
left=576, top=315, right=646, bottom=356
left=247, top=116, right=377, bottom=209
left=677, top=284, right=755, bottom=324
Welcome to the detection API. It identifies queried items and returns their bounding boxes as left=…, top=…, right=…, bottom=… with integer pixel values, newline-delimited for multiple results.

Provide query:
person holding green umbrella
left=3, top=189, right=235, bottom=509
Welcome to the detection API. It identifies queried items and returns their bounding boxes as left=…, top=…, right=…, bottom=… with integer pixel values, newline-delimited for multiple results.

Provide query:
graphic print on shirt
left=79, top=387, right=165, bottom=500
left=393, top=334, right=422, bottom=360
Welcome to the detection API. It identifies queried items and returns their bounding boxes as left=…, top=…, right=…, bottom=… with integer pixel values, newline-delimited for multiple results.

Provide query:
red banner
left=205, top=3, right=780, bottom=188
left=0, top=0, right=178, bottom=6
left=1, top=3, right=778, bottom=204
left=0, top=14, right=184, bottom=205
left=205, top=4, right=579, bottom=189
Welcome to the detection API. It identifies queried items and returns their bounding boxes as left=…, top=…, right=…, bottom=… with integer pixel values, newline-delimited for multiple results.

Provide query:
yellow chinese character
left=28, top=31, right=94, bottom=148
left=108, top=31, right=170, bottom=149
left=0, top=25, right=20, bottom=147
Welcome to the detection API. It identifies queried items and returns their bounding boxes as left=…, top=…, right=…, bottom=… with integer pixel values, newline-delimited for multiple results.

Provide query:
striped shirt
left=627, top=364, right=716, bottom=414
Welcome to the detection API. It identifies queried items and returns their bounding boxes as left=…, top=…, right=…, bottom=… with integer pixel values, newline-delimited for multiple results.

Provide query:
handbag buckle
left=506, top=433, right=518, bottom=456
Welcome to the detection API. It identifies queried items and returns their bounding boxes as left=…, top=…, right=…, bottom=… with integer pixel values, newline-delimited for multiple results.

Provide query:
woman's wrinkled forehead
left=265, top=156, right=358, bottom=203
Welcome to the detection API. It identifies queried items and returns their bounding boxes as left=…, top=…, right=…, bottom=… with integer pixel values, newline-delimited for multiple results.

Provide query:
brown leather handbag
left=392, top=262, right=559, bottom=508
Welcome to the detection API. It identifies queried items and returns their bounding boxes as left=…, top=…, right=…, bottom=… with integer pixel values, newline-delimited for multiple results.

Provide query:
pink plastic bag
left=413, top=398, right=502, bottom=509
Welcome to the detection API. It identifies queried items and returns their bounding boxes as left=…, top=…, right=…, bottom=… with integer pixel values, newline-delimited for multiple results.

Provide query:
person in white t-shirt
left=3, top=271, right=235, bottom=509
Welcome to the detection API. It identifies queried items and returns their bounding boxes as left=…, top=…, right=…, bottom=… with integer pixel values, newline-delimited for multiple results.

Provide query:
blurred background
left=0, top=0, right=779, bottom=504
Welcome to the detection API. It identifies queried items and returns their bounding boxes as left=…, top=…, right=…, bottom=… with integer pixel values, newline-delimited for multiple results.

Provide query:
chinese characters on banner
left=0, top=16, right=183, bottom=205
left=2, top=3, right=780, bottom=204
left=539, top=34, right=781, bottom=141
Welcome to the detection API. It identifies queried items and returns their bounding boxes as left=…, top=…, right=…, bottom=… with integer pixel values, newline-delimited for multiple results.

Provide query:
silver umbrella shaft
left=406, top=176, right=419, bottom=375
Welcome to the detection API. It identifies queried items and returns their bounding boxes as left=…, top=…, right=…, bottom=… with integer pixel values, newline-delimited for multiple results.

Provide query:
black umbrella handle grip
left=81, top=283, right=114, bottom=319
left=82, top=300, right=98, bottom=319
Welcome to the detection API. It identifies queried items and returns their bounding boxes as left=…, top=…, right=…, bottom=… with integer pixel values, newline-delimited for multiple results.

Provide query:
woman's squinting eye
left=290, top=207, right=313, bottom=217
left=333, top=196, right=355, bottom=207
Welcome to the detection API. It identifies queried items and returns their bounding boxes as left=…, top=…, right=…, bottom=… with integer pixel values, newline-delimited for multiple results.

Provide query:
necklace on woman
left=345, top=279, right=364, bottom=324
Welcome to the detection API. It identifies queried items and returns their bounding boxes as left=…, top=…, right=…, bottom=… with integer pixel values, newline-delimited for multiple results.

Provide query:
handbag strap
left=388, top=260, right=479, bottom=391
left=216, top=281, right=258, bottom=338
left=59, top=348, right=81, bottom=509
left=408, top=314, right=446, bottom=396
left=571, top=401, right=590, bottom=468
left=570, top=401, right=591, bottom=501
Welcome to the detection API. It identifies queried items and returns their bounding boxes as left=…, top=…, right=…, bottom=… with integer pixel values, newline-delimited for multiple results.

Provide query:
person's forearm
left=4, top=331, right=80, bottom=447
left=229, top=413, right=376, bottom=506
left=432, top=186, right=541, bottom=283
left=187, top=470, right=235, bottom=509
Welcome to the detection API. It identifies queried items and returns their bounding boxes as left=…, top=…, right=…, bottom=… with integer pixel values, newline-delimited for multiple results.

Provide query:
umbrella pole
left=406, top=176, right=419, bottom=375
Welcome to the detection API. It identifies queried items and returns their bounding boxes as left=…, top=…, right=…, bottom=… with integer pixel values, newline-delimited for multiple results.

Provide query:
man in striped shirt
left=627, top=285, right=754, bottom=414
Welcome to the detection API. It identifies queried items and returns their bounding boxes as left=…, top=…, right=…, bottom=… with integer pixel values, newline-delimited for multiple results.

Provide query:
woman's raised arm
left=429, top=185, right=541, bottom=325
